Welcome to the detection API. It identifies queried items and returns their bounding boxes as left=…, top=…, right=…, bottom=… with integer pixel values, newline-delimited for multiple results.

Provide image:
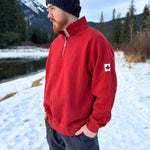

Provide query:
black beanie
left=46, top=0, right=81, bottom=18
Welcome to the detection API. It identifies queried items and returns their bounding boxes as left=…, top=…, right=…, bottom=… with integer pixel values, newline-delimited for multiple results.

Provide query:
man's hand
left=75, top=124, right=97, bottom=138
left=44, top=111, right=48, bottom=120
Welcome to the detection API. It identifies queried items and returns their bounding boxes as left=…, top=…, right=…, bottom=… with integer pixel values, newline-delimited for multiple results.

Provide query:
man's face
left=47, top=4, right=69, bottom=33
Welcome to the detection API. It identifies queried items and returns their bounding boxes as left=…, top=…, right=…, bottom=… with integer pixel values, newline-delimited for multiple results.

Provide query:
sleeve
left=86, top=36, right=117, bottom=133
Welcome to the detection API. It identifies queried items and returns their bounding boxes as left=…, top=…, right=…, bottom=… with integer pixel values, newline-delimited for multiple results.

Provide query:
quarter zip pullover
left=44, top=17, right=117, bottom=136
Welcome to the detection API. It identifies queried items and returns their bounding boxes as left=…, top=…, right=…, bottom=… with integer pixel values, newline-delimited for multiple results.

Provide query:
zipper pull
left=62, top=39, right=67, bottom=57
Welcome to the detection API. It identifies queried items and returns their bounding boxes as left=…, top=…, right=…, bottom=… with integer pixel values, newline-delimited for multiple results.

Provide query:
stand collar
left=59, top=16, right=89, bottom=37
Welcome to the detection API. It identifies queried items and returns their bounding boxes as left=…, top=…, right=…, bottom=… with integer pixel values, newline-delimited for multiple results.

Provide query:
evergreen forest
left=99, top=0, right=150, bottom=62
left=0, top=0, right=150, bottom=62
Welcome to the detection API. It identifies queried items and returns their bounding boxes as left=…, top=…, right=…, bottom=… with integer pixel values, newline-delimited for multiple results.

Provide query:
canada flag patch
left=104, top=64, right=111, bottom=72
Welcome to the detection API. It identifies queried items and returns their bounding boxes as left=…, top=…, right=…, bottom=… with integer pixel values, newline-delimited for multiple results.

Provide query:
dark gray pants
left=45, top=121, right=100, bottom=150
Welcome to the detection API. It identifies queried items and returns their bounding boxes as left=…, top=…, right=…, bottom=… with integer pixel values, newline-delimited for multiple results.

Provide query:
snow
left=0, top=48, right=150, bottom=150
left=0, top=46, right=49, bottom=58
left=22, top=0, right=39, bottom=14
left=21, top=0, right=45, bottom=14
left=100, top=52, right=150, bottom=150
left=38, top=6, right=45, bottom=12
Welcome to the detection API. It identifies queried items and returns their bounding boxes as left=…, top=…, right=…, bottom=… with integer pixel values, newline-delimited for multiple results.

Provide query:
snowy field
left=0, top=48, right=150, bottom=150
left=0, top=46, right=49, bottom=58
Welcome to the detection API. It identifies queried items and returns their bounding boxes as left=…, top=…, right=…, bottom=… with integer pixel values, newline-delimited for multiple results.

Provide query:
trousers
left=45, top=120, right=100, bottom=150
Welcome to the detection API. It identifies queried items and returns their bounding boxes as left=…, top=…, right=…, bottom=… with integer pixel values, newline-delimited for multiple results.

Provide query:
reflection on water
left=0, top=57, right=47, bottom=82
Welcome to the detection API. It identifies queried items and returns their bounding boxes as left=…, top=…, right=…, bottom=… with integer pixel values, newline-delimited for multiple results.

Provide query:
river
left=0, top=57, right=47, bottom=82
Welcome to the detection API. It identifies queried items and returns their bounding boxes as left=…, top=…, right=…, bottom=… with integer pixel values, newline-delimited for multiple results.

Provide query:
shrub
left=123, top=28, right=150, bottom=62
left=0, top=32, right=21, bottom=48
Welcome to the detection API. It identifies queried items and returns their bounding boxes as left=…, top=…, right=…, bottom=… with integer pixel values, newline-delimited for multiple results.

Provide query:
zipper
left=62, top=36, right=68, bottom=57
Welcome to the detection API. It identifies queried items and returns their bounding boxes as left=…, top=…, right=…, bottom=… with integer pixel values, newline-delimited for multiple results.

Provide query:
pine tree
left=31, top=26, right=48, bottom=44
left=146, top=0, right=150, bottom=27
left=109, top=9, right=116, bottom=43
left=0, top=0, right=6, bottom=33
left=109, top=9, right=121, bottom=43
left=42, top=28, right=48, bottom=43
left=140, top=3, right=150, bottom=31
left=129, top=0, right=137, bottom=41
left=145, top=12, right=150, bottom=28
left=49, top=31, right=57, bottom=43
left=115, top=13, right=121, bottom=43
left=31, top=26, right=40, bottom=44
left=120, top=12, right=131, bottom=42
left=25, top=18, right=31, bottom=41
left=4, top=0, right=20, bottom=32
left=16, top=0, right=26, bottom=41
left=0, top=0, right=26, bottom=47
left=98, top=11, right=107, bottom=37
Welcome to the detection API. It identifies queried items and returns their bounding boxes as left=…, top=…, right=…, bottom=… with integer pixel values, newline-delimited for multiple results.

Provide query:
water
left=0, top=57, right=47, bottom=82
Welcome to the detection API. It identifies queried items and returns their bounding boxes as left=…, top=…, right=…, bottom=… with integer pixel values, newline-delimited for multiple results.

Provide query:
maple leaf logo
left=104, top=64, right=111, bottom=72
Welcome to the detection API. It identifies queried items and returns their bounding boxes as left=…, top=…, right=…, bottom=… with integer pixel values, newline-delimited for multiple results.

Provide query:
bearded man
left=44, top=0, right=117, bottom=150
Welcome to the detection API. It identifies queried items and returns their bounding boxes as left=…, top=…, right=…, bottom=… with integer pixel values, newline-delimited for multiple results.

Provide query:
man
left=44, top=0, right=117, bottom=150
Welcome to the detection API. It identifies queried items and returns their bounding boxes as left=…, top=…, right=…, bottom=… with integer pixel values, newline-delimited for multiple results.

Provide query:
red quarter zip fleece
left=44, top=17, right=117, bottom=136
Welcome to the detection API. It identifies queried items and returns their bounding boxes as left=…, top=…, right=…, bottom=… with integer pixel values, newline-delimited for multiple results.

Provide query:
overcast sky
left=38, top=0, right=149, bottom=22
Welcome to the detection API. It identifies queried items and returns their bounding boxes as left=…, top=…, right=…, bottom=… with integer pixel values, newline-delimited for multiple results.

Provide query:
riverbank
left=0, top=46, right=49, bottom=82
left=0, top=46, right=49, bottom=59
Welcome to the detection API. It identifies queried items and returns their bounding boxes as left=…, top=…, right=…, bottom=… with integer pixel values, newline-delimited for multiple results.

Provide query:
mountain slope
left=88, top=14, right=142, bottom=35
left=21, top=0, right=45, bottom=14
left=20, top=0, right=142, bottom=35
left=20, top=0, right=52, bottom=33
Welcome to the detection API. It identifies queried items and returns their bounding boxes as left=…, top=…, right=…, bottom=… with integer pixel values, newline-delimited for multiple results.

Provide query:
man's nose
left=47, top=12, right=52, bottom=18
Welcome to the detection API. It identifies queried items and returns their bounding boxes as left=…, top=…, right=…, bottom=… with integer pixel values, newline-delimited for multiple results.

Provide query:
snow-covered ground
left=0, top=46, right=49, bottom=59
left=0, top=49, right=150, bottom=150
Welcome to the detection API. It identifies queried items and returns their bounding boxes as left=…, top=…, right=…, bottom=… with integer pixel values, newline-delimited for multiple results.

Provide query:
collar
left=59, top=16, right=89, bottom=37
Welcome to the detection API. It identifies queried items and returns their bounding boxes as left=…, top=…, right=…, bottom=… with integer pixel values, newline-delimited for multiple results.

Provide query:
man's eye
left=50, top=7, right=54, bottom=10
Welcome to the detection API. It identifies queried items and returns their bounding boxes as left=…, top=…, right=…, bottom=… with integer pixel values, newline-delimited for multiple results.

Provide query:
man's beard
left=50, top=15, right=68, bottom=33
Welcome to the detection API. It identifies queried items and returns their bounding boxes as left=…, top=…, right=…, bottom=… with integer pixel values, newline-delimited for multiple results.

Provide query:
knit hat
left=46, top=0, right=81, bottom=18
